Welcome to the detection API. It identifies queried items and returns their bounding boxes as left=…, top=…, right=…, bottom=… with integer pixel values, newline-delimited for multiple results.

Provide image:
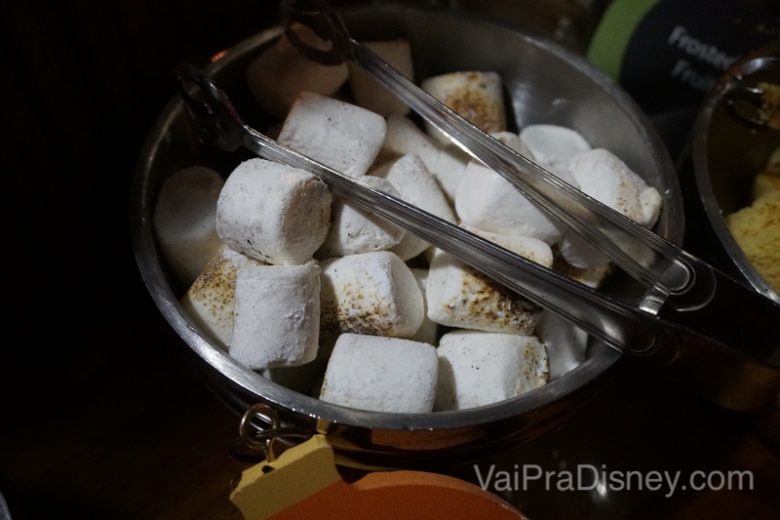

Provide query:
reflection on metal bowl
left=131, top=5, right=683, bottom=467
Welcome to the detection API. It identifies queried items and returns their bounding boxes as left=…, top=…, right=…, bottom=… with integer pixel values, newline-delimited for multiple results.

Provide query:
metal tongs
left=176, top=0, right=780, bottom=411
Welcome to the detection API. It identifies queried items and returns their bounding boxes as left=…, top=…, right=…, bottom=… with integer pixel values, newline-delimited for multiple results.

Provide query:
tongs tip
left=280, top=0, right=352, bottom=66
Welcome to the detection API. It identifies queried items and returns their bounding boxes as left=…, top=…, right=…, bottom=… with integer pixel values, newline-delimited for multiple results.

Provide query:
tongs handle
left=178, top=65, right=780, bottom=410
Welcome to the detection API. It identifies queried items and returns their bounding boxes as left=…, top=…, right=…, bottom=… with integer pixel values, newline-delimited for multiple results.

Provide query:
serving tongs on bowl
left=176, top=0, right=780, bottom=411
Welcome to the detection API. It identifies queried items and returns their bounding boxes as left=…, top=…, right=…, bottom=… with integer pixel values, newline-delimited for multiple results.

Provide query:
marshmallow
left=230, top=261, right=320, bottom=369
left=426, top=246, right=544, bottom=335
left=519, top=124, right=591, bottom=177
left=317, top=176, right=405, bottom=258
left=180, top=246, right=252, bottom=348
left=371, top=155, right=456, bottom=260
left=278, top=92, right=386, bottom=177
left=421, top=71, right=507, bottom=146
left=455, top=160, right=566, bottom=244
left=349, top=40, right=413, bottom=116
left=154, top=166, right=224, bottom=286
left=410, top=268, right=438, bottom=345
left=536, top=311, right=587, bottom=379
left=320, top=252, right=424, bottom=338
left=320, top=333, right=438, bottom=413
left=560, top=148, right=663, bottom=268
left=246, top=30, right=348, bottom=118
left=435, top=330, right=549, bottom=410
left=554, top=255, right=612, bottom=289
left=490, top=131, right=534, bottom=158
left=465, top=227, right=554, bottom=268
left=381, top=115, right=467, bottom=201
left=216, top=158, right=332, bottom=265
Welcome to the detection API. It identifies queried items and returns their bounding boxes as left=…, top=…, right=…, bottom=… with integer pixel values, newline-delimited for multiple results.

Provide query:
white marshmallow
left=422, top=71, right=507, bottom=146
left=465, top=227, right=554, bottom=268
left=435, top=330, right=549, bottom=410
left=216, top=159, right=332, bottom=265
left=490, top=131, right=534, bottom=158
left=558, top=231, right=610, bottom=269
left=318, top=177, right=405, bottom=257
left=230, top=261, right=320, bottom=369
left=278, top=92, right=386, bottom=177
left=154, top=166, right=224, bottom=286
left=246, top=30, right=348, bottom=118
left=320, top=333, right=438, bottom=413
left=455, top=160, right=566, bottom=244
left=349, top=40, right=413, bottom=116
left=381, top=115, right=467, bottom=201
left=536, top=311, right=587, bottom=379
left=320, top=252, right=424, bottom=338
left=426, top=248, right=543, bottom=335
left=519, top=124, right=591, bottom=176
left=410, top=268, right=438, bottom=345
left=554, top=257, right=612, bottom=289
left=180, top=246, right=253, bottom=348
left=371, top=155, right=455, bottom=260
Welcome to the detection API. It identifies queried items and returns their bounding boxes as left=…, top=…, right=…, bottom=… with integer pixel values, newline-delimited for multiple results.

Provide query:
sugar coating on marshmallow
left=410, top=268, right=438, bottom=345
left=520, top=124, right=591, bottom=176
left=568, top=148, right=661, bottom=227
left=435, top=330, right=549, bottom=410
left=422, top=71, right=507, bottom=146
left=278, top=92, right=386, bottom=177
left=349, top=40, right=413, bottom=116
left=536, top=311, right=587, bottom=379
left=246, top=30, right=348, bottom=118
left=216, top=158, right=332, bottom=265
left=426, top=250, right=542, bottom=334
left=372, top=154, right=456, bottom=260
left=381, top=115, right=467, bottom=201
left=230, top=260, right=320, bottom=369
left=181, top=246, right=253, bottom=348
left=455, top=161, right=566, bottom=244
left=320, top=333, right=438, bottom=413
left=317, top=176, right=405, bottom=258
left=154, top=166, right=224, bottom=286
left=320, top=251, right=424, bottom=338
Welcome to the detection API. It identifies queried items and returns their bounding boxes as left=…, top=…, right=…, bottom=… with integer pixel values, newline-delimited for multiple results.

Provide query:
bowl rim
left=691, top=51, right=780, bottom=304
left=131, top=4, right=682, bottom=431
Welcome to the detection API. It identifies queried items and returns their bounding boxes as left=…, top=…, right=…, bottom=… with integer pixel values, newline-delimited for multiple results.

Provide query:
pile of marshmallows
left=153, top=37, right=662, bottom=414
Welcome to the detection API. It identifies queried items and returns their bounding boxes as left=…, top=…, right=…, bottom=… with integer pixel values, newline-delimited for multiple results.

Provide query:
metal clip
left=230, top=403, right=313, bottom=464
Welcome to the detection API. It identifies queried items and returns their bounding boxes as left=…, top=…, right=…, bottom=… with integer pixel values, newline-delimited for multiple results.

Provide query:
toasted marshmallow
left=455, top=160, right=566, bottom=244
left=181, top=246, right=252, bottom=348
left=371, top=155, right=455, bottom=260
left=320, top=333, right=438, bottom=413
left=381, top=115, right=467, bottom=201
left=320, top=251, right=424, bottom=338
left=216, top=159, right=332, bottom=265
left=560, top=148, right=663, bottom=267
left=318, top=176, right=405, bottom=257
left=536, top=311, right=588, bottom=379
left=421, top=71, right=507, bottom=146
left=519, top=124, right=591, bottom=177
left=435, top=330, right=549, bottom=410
left=278, top=92, right=386, bottom=177
left=410, top=268, right=438, bottom=345
left=349, top=40, right=413, bottom=116
left=230, top=261, right=320, bottom=369
left=246, top=29, right=348, bottom=118
left=426, top=247, right=543, bottom=335
left=154, top=166, right=224, bottom=286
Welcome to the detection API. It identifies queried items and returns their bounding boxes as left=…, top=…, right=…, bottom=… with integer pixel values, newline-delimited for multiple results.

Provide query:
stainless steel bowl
left=131, top=5, right=683, bottom=467
left=692, top=44, right=780, bottom=303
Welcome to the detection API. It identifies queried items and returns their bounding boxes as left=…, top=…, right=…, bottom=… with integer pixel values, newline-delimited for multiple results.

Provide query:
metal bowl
left=692, top=45, right=780, bottom=303
left=131, top=5, right=683, bottom=467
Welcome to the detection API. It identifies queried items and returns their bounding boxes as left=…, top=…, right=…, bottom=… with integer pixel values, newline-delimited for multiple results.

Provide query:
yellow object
left=752, top=147, right=780, bottom=200
left=727, top=190, right=780, bottom=292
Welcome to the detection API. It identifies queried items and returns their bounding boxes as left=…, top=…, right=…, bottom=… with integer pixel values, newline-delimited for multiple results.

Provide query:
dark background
left=1, top=1, right=778, bottom=518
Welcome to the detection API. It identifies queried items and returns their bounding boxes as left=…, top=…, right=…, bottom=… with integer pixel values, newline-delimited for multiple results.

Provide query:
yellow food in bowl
left=727, top=148, right=780, bottom=292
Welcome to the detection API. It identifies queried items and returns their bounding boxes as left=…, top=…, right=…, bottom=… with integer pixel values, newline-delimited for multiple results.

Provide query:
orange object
left=230, top=435, right=526, bottom=520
